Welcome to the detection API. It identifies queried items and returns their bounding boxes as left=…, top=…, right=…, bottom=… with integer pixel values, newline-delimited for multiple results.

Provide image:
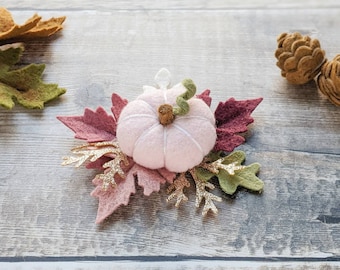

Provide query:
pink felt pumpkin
left=116, top=76, right=217, bottom=172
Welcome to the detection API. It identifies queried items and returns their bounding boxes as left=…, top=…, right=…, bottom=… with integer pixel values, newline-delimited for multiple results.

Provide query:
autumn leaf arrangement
left=0, top=7, right=66, bottom=109
left=58, top=68, right=264, bottom=224
left=275, top=32, right=340, bottom=106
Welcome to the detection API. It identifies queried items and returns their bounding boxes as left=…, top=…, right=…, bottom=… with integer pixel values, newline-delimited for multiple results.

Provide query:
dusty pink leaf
left=214, top=97, right=262, bottom=152
left=158, top=168, right=176, bottom=184
left=132, top=164, right=174, bottom=196
left=57, top=106, right=116, bottom=142
left=111, top=93, right=128, bottom=120
left=196, top=89, right=212, bottom=107
left=91, top=170, right=136, bottom=224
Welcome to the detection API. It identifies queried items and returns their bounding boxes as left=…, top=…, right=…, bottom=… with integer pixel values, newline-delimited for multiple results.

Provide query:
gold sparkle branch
left=62, top=141, right=129, bottom=190
left=190, top=168, right=222, bottom=216
left=166, top=173, right=190, bottom=207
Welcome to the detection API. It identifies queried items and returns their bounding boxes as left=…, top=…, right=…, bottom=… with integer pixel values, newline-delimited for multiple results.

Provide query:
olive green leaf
left=196, top=150, right=264, bottom=195
left=0, top=43, right=66, bottom=109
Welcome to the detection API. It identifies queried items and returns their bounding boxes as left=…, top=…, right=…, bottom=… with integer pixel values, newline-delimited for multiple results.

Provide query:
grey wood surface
left=0, top=1, right=339, bottom=269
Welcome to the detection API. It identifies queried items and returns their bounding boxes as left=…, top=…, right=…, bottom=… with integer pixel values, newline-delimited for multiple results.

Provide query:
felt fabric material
left=91, top=166, right=136, bottom=224
left=275, top=32, right=326, bottom=85
left=0, top=7, right=65, bottom=40
left=117, top=84, right=217, bottom=172
left=0, top=43, right=66, bottom=109
left=317, top=54, right=340, bottom=106
left=214, top=97, right=263, bottom=152
left=57, top=107, right=116, bottom=142
left=173, top=78, right=196, bottom=115
left=196, top=89, right=212, bottom=107
left=91, top=161, right=175, bottom=223
left=196, top=150, right=263, bottom=195
left=111, top=92, right=128, bottom=120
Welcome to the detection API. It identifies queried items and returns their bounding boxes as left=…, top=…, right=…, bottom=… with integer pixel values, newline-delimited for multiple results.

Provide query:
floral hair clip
left=58, top=68, right=264, bottom=223
left=275, top=32, right=340, bottom=106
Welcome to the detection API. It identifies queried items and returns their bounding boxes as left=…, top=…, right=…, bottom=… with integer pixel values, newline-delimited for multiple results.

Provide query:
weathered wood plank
left=0, top=3, right=339, bottom=262
left=2, top=0, right=340, bottom=10
left=0, top=260, right=340, bottom=270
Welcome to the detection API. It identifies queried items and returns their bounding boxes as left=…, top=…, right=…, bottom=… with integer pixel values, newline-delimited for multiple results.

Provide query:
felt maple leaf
left=214, top=97, right=263, bottom=152
left=0, top=43, right=66, bottom=109
left=91, top=162, right=174, bottom=223
left=0, top=7, right=65, bottom=41
left=57, top=107, right=117, bottom=142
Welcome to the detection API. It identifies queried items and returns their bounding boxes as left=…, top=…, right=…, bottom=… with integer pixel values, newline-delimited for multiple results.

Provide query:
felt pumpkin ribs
left=58, top=68, right=264, bottom=223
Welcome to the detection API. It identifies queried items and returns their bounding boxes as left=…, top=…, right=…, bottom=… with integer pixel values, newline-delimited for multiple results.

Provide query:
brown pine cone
left=316, top=55, right=340, bottom=106
left=275, top=32, right=326, bottom=84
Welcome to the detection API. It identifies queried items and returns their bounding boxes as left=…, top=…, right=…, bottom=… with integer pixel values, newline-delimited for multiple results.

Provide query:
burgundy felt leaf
left=91, top=169, right=136, bottom=224
left=196, top=89, right=212, bottom=107
left=214, top=97, right=263, bottom=152
left=111, top=93, right=128, bottom=120
left=57, top=106, right=116, bottom=142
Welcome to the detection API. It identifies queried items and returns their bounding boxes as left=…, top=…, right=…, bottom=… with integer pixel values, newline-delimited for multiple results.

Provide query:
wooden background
left=0, top=0, right=339, bottom=269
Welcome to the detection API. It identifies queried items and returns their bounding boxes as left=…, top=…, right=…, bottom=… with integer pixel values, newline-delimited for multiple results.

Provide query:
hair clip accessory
left=275, top=32, right=340, bottom=106
left=58, top=69, right=264, bottom=223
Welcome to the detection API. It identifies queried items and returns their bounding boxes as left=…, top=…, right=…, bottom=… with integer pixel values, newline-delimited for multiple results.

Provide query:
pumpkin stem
left=173, top=78, right=197, bottom=116
left=158, top=104, right=175, bottom=125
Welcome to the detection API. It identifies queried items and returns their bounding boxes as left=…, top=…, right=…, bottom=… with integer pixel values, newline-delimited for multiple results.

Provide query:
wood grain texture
left=0, top=0, right=339, bottom=268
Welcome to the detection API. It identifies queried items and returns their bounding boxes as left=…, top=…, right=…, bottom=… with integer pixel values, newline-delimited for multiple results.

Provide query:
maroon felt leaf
left=111, top=93, right=128, bottom=120
left=196, top=89, right=212, bottom=107
left=91, top=172, right=136, bottom=224
left=214, top=97, right=263, bottom=152
left=57, top=106, right=116, bottom=142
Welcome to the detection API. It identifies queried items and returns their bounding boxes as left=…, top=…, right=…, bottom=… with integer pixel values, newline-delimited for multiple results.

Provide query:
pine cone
left=275, top=32, right=326, bottom=84
left=316, top=55, right=340, bottom=106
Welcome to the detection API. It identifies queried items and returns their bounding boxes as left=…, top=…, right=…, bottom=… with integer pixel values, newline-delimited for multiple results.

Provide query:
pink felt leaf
left=157, top=168, right=176, bottom=184
left=57, top=107, right=117, bottom=142
left=132, top=165, right=175, bottom=196
left=214, top=97, right=262, bottom=152
left=91, top=171, right=136, bottom=224
left=111, top=93, right=128, bottom=120
left=196, top=89, right=212, bottom=107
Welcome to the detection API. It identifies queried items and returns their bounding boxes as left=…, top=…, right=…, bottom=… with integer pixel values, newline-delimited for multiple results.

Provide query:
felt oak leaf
left=214, top=97, right=263, bottom=152
left=0, top=7, right=65, bottom=40
left=0, top=43, right=66, bottom=109
left=196, top=151, right=264, bottom=195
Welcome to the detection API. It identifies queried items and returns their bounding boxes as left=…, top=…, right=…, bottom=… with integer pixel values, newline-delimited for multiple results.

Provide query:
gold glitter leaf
left=166, top=173, right=190, bottom=207
left=190, top=169, right=222, bottom=216
left=62, top=141, right=129, bottom=190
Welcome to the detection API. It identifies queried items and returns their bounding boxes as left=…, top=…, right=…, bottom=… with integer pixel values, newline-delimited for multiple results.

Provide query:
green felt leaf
left=0, top=43, right=66, bottom=109
left=218, top=162, right=263, bottom=195
left=196, top=150, right=264, bottom=195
